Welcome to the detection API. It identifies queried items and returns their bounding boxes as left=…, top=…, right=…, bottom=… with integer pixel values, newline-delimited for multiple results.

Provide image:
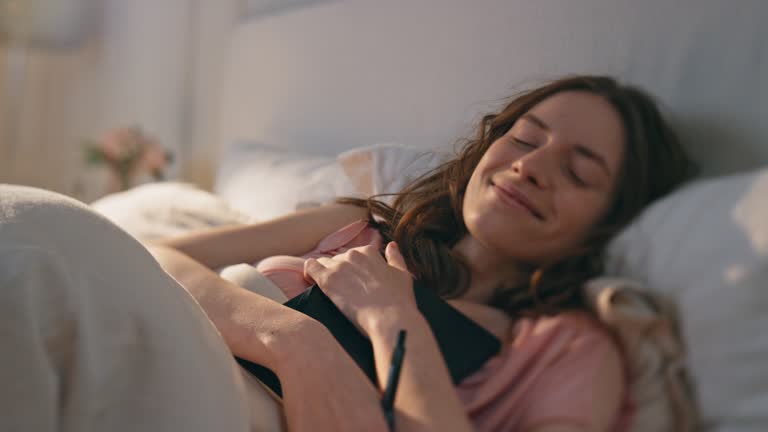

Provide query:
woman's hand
left=303, top=242, right=418, bottom=338
left=305, top=242, right=476, bottom=432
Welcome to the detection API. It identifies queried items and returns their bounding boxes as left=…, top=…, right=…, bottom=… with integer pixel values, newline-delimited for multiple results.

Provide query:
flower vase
left=104, top=169, right=130, bottom=194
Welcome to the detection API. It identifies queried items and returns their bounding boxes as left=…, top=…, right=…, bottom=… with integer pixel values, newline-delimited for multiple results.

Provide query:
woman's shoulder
left=512, top=311, right=627, bottom=430
left=458, top=310, right=627, bottom=431
left=509, top=310, right=624, bottom=379
left=513, top=310, right=617, bottom=347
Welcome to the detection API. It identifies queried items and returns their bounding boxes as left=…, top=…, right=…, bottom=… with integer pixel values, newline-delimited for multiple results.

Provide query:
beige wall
left=0, top=0, right=239, bottom=200
left=182, top=0, right=240, bottom=189
left=0, top=45, right=85, bottom=192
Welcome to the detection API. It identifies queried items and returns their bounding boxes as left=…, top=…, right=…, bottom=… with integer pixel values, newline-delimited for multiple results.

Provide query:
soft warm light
left=725, top=265, right=747, bottom=285
left=0, top=0, right=97, bottom=48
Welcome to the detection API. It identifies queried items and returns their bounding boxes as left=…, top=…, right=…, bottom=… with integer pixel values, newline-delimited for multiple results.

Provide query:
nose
left=511, top=147, right=551, bottom=189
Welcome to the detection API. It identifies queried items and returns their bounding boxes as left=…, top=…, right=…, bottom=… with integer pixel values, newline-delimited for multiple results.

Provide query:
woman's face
left=462, top=91, right=625, bottom=266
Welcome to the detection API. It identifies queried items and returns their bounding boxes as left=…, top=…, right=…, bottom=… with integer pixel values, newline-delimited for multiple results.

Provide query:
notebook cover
left=235, top=280, right=502, bottom=397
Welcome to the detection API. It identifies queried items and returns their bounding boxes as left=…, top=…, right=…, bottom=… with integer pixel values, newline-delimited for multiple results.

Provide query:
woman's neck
left=451, top=235, right=530, bottom=304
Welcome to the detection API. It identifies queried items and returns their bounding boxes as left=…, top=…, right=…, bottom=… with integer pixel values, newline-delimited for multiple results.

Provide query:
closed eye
left=567, top=166, right=587, bottom=186
left=513, top=138, right=538, bottom=150
left=512, top=136, right=590, bottom=187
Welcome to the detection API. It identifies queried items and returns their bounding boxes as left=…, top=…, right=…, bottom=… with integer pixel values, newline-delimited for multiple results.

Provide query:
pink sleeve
left=515, top=314, right=624, bottom=430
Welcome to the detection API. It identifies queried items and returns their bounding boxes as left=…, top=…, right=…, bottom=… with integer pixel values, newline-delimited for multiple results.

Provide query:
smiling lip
left=491, top=182, right=543, bottom=220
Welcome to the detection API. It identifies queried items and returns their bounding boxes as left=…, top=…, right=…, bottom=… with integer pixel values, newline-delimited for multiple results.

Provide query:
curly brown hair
left=338, top=75, right=698, bottom=316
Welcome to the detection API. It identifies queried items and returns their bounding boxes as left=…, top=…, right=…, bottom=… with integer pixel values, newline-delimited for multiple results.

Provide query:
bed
left=90, top=1, right=768, bottom=431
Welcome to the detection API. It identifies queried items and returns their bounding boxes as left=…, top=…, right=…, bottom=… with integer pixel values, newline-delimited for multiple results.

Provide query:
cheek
left=554, top=192, right=609, bottom=239
left=465, top=148, right=501, bottom=202
left=462, top=170, right=486, bottom=225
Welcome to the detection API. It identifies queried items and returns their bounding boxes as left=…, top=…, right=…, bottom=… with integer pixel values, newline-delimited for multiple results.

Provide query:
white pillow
left=91, top=182, right=249, bottom=240
left=214, top=142, right=360, bottom=221
left=213, top=142, right=447, bottom=220
left=337, top=143, right=451, bottom=203
left=605, top=168, right=768, bottom=431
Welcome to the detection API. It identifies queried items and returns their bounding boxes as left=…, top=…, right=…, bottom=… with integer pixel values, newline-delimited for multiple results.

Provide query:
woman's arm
left=368, top=311, right=475, bottom=432
left=145, top=244, right=306, bottom=364
left=145, top=244, right=389, bottom=432
left=152, top=203, right=368, bottom=269
left=145, top=202, right=367, bottom=352
left=145, top=204, right=396, bottom=431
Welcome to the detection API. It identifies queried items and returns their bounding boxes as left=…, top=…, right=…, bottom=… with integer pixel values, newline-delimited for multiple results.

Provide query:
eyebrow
left=521, top=113, right=612, bottom=177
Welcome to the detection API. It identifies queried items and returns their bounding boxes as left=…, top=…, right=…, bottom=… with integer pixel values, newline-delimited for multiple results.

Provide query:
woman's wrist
left=365, top=306, right=428, bottom=346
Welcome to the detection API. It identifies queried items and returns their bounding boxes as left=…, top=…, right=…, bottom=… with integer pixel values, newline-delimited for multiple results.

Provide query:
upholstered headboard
left=218, top=0, right=767, bottom=177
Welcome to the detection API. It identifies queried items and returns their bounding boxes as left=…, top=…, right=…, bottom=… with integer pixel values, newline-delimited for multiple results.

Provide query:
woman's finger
left=316, top=256, right=335, bottom=267
left=384, top=241, right=409, bottom=273
left=303, top=257, right=326, bottom=281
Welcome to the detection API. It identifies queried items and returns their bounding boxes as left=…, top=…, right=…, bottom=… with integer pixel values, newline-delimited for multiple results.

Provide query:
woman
left=146, top=76, right=696, bottom=431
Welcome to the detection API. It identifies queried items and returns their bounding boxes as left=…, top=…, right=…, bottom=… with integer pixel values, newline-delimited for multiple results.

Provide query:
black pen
left=381, top=329, right=407, bottom=431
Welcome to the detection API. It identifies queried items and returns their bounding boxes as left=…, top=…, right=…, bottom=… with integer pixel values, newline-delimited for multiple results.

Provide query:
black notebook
left=235, top=280, right=501, bottom=398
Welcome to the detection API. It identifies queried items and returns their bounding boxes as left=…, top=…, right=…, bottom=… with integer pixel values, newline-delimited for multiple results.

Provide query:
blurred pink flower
left=100, top=127, right=144, bottom=162
left=85, top=126, right=173, bottom=191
